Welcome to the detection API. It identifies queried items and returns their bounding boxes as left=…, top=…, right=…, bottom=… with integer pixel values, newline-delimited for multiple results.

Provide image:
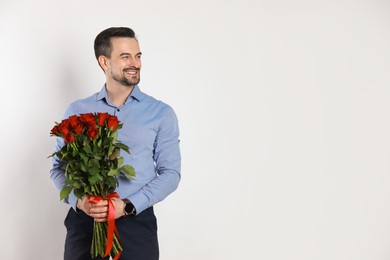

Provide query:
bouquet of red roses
left=50, top=112, right=135, bottom=259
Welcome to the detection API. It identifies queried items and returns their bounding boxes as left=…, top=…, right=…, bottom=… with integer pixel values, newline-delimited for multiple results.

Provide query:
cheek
left=111, top=63, right=124, bottom=73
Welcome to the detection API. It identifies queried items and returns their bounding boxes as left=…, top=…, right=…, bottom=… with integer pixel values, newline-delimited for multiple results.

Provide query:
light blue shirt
left=50, top=85, right=181, bottom=215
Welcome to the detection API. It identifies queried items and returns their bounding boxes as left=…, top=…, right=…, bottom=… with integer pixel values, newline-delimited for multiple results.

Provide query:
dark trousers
left=64, top=207, right=159, bottom=260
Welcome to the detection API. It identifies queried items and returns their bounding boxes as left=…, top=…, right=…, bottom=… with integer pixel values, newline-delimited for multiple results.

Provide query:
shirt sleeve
left=128, top=106, right=181, bottom=214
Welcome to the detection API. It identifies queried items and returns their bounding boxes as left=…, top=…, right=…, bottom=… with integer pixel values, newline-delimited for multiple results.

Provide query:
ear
left=98, top=55, right=109, bottom=71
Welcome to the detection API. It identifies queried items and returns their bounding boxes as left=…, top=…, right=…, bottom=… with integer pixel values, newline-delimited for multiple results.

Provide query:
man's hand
left=77, top=196, right=126, bottom=222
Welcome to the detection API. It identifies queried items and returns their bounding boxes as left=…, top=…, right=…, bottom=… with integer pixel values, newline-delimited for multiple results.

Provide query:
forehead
left=109, top=37, right=140, bottom=55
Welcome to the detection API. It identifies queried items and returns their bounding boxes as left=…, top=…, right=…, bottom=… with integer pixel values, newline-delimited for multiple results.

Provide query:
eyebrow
left=120, top=52, right=142, bottom=57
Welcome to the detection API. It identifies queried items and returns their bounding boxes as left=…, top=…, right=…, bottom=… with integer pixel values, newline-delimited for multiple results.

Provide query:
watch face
left=125, top=203, right=134, bottom=214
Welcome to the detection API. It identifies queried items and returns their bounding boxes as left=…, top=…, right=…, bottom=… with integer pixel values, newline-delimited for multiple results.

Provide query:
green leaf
left=93, top=144, right=99, bottom=154
left=111, top=130, right=118, bottom=141
left=115, top=142, right=130, bottom=154
left=69, top=161, right=79, bottom=171
left=74, top=187, right=84, bottom=199
left=117, top=157, right=124, bottom=166
left=106, top=176, right=118, bottom=188
left=88, top=159, right=100, bottom=170
left=88, top=174, right=100, bottom=185
left=73, top=181, right=81, bottom=189
left=65, top=179, right=74, bottom=185
left=47, top=152, right=56, bottom=159
left=60, top=186, right=72, bottom=201
left=98, top=169, right=108, bottom=177
left=83, top=145, right=92, bottom=154
left=61, top=152, right=68, bottom=160
left=107, top=168, right=120, bottom=177
left=108, top=144, right=115, bottom=158
left=88, top=167, right=99, bottom=176
left=80, top=162, right=87, bottom=172
left=79, top=152, right=89, bottom=166
left=122, top=165, right=136, bottom=179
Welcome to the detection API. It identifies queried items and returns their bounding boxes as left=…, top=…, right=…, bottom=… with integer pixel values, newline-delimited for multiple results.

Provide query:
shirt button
left=117, top=109, right=120, bottom=112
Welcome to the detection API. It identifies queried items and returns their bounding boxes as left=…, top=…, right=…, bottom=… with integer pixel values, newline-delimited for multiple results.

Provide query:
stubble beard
left=112, top=70, right=140, bottom=87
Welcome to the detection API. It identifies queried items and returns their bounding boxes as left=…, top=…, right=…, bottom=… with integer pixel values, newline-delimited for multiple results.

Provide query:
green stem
left=71, top=142, right=79, bottom=153
left=102, top=222, right=108, bottom=256
left=90, top=221, right=97, bottom=258
left=90, top=223, right=94, bottom=257
left=114, top=232, right=123, bottom=255
left=100, top=222, right=106, bottom=257
left=92, top=221, right=123, bottom=258
left=95, top=222, right=101, bottom=256
left=96, top=222, right=101, bottom=257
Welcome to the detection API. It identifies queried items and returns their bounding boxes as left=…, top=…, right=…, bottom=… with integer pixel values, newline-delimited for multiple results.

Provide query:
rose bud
left=109, top=149, right=120, bottom=160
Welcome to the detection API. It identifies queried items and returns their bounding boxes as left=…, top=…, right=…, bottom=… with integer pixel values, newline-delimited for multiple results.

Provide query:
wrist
left=76, top=198, right=84, bottom=213
left=77, top=199, right=82, bottom=209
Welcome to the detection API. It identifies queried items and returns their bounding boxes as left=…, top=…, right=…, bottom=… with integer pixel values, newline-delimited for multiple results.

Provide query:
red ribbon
left=88, top=192, right=122, bottom=260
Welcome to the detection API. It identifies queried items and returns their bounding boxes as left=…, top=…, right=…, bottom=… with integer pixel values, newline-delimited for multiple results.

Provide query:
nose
left=128, top=56, right=141, bottom=68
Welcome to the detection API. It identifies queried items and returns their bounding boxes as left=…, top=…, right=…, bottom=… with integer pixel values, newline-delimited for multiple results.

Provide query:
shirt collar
left=130, top=85, right=143, bottom=102
left=97, top=84, right=144, bottom=103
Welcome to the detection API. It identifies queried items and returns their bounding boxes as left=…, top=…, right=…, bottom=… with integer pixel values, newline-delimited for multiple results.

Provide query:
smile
left=124, top=67, right=139, bottom=74
left=124, top=70, right=138, bottom=75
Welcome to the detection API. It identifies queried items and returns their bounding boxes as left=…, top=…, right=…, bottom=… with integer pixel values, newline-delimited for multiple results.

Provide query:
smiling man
left=50, top=27, right=181, bottom=260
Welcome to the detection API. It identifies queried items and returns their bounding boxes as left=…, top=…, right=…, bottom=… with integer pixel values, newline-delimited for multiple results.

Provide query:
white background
left=1, top=0, right=390, bottom=259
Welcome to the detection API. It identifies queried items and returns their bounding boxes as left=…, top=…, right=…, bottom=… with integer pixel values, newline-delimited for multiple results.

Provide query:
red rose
left=87, top=126, right=98, bottom=140
left=50, top=125, right=60, bottom=136
left=98, top=112, right=109, bottom=126
left=72, top=124, right=83, bottom=135
left=59, top=119, right=71, bottom=135
left=80, top=113, right=96, bottom=126
left=61, top=119, right=70, bottom=128
left=67, top=115, right=83, bottom=135
left=64, top=133, right=75, bottom=143
left=107, top=115, right=119, bottom=131
left=69, top=115, right=80, bottom=128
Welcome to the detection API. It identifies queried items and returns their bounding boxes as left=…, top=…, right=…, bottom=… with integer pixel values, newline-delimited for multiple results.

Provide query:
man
left=50, top=27, right=181, bottom=260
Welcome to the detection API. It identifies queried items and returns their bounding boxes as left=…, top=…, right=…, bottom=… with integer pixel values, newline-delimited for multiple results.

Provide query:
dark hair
left=94, top=27, right=137, bottom=60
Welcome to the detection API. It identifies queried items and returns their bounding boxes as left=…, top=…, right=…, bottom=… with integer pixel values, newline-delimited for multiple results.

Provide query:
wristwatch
left=123, top=200, right=136, bottom=216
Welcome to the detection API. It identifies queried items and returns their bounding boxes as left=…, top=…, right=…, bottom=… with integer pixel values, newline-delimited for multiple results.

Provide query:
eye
left=122, top=55, right=129, bottom=59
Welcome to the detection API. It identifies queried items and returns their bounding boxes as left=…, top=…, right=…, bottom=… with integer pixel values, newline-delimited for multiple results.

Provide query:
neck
left=105, top=80, right=135, bottom=107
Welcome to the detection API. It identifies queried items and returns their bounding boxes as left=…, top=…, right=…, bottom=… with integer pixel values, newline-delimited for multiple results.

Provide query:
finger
left=94, top=200, right=109, bottom=206
left=90, top=212, right=108, bottom=219
left=94, top=217, right=108, bottom=222
left=87, top=203, right=94, bottom=214
left=90, top=206, right=108, bottom=214
left=91, top=209, right=108, bottom=218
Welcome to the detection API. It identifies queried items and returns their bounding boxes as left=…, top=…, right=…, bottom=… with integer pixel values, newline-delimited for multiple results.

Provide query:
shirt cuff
left=67, top=191, right=79, bottom=212
left=128, top=191, right=150, bottom=215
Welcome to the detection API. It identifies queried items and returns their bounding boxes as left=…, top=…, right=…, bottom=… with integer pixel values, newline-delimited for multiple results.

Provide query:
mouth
left=124, top=68, right=139, bottom=76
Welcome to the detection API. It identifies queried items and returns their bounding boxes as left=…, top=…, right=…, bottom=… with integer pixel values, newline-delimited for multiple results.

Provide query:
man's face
left=105, top=37, right=142, bottom=87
